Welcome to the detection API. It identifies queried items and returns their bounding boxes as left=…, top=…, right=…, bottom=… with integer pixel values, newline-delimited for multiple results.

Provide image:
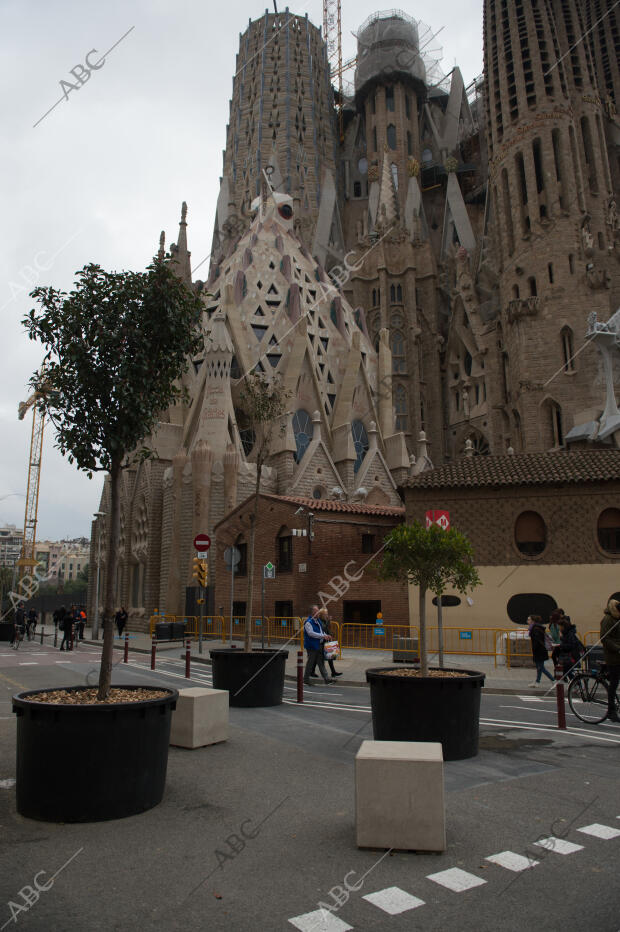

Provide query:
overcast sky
left=0, top=0, right=483, bottom=542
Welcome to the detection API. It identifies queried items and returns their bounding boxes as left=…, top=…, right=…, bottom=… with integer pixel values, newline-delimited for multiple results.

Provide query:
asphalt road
left=0, top=641, right=619, bottom=931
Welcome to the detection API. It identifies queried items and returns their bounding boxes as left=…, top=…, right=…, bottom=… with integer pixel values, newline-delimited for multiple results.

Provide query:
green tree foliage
left=24, top=261, right=204, bottom=697
left=237, top=373, right=291, bottom=652
left=379, top=522, right=481, bottom=674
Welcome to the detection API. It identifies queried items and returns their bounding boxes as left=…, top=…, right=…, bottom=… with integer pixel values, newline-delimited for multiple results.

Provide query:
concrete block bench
left=169, top=687, right=228, bottom=749
left=355, top=740, right=445, bottom=851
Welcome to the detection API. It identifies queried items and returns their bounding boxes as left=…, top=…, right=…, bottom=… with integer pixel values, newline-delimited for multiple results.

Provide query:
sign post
left=261, top=562, right=275, bottom=649
left=192, top=539, right=210, bottom=654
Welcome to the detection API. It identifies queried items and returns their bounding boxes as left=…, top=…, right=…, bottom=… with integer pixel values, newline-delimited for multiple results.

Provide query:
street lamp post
left=93, top=511, right=106, bottom=639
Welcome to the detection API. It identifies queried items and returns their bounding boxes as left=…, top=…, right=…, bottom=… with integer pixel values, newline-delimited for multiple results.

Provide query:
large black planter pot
left=12, top=685, right=178, bottom=822
left=0, top=622, right=13, bottom=641
left=210, top=648, right=288, bottom=707
left=366, top=667, right=485, bottom=761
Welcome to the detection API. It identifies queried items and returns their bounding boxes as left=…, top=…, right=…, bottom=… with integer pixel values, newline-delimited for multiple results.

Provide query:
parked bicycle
left=568, top=664, right=620, bottom=724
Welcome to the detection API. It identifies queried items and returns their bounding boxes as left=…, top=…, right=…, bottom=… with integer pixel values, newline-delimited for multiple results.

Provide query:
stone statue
left=581, top=216, right=594, bottom=255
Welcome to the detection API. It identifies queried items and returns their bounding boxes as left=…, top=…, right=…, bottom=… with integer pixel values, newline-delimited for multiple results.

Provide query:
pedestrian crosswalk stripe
left=362, top=886, right=424, bottom=914
left=533, top=837, right=584, bottom=855
left=485, top=851, right=538, bottom=871
left=426, top=868, right=486, bottom=892
left=288, top=909, right=353, bottom=931
left=577, top=823, right=620, bottom=840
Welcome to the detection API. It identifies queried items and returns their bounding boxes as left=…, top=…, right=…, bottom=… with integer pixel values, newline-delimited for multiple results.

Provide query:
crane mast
left=17, top=394, right=46, bottom=582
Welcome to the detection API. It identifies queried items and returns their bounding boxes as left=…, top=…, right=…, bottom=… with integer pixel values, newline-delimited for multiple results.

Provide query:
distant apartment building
left=34, top=538, right=90, bottom=581
left=0, top=524, right=24, bottom=569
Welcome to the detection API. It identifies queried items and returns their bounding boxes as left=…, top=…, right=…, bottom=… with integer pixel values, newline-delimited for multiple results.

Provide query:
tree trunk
left=97, top=457, right=121, bottom=700
left=244, top=460, right=262, bottom=652
left=419, top=586, right=428, bottom=676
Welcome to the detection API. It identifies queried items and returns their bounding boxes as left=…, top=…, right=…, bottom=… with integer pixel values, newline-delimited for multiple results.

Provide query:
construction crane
left=16, top=389, right=46, bottom=582
left=323, top=0, right=358, bottom=140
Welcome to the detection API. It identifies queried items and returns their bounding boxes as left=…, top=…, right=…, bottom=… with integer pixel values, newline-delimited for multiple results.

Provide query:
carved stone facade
left=90, top=4, right=620, bottom=626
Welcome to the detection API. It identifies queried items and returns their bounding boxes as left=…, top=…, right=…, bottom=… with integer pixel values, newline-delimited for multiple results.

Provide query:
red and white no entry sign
left=193, top=533, right=211, bottom=552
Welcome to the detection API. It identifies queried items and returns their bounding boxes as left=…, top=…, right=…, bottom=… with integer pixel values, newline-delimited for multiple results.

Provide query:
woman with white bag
left=318, top=608, right=342, bottom=678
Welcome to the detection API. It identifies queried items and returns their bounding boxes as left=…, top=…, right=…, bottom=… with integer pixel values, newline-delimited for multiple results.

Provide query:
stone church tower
left=89, top=3, right=620, bottom=625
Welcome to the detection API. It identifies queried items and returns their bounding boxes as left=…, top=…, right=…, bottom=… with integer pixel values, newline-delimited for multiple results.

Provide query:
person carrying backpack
left=600, top=598, right=620, bottom=723
left=527, top=615, right=554, bottom=686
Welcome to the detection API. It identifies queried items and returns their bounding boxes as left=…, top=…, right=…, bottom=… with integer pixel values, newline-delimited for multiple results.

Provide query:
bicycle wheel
left=568, top=674, right=608, bottom=723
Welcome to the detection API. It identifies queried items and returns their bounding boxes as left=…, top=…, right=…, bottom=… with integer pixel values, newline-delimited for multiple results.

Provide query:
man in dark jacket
left=11, top=603, right=26, bottom=646
left=528, top=615, right=554, bottom=686
left=554, top=617, right=582, bottom=680
left=601, top=598, right=620, bottom=722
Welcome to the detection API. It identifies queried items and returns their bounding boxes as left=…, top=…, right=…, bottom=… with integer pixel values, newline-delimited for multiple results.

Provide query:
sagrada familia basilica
left=90, top=2, right=620, bottom=622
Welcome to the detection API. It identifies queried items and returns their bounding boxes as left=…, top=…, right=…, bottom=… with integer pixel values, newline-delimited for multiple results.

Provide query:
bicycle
left=568, top=665, right=620, bottom=723
left=11, top=625, right=25, bottom=650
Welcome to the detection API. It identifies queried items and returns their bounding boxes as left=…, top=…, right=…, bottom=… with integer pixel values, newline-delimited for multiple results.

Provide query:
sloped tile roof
left=264, top=493, right=405, bottom=516
left=404, top=451, right=620, bottom=490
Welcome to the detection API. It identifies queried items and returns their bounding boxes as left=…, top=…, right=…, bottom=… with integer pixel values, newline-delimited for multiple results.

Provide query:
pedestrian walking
left=77, top=605, right=86, bottom=640
left=115, top=607, right=128, bottom=637
left=303, top=605, right=333, bottom=686
left=527, top=614, right=554, bottom=686
left=552, top=615, right=584, bottom=681
left=309, top=609, right=342, bottom=678
left=58, top=605, right=73, bottom=651
left=600, top=598, right=620, bottom=723
left=26, top=608, right=37, bottom=640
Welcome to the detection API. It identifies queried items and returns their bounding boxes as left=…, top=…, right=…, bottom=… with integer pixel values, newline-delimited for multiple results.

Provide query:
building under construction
left=89, top=3, right=620, bottom=626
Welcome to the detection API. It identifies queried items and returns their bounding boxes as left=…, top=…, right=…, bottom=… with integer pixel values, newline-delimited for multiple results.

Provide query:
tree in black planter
left=236, top=373, right=290, bottom=652
left=379, top=521, right=481, bottom=674
left=24, top=261, right=203, bottom=699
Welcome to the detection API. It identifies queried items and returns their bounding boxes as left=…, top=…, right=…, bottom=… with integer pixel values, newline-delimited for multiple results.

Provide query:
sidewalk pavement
left=80, top=627, right=543, bottom=694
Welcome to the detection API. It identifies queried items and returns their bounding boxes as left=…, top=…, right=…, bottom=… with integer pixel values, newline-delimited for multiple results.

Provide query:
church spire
left=157, top=230, right=165, bottom=261
left=170, top=201, right=192, bottom=284
left=376, top=148, right=399, bottom=230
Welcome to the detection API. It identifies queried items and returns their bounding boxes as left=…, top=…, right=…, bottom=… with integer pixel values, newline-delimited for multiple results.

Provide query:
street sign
left=425, top=510, right=450, bottom=530
left=194, top=533, right=211, bottom=552
left=459, top=630, right=473, bottom=640
left=264, top=561, right=276, bottom=579
left=224, top=546, right=240, bottom=568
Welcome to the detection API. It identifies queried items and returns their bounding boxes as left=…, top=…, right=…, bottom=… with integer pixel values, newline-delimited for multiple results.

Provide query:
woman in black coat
left=528, top=614, right=554, bottom=686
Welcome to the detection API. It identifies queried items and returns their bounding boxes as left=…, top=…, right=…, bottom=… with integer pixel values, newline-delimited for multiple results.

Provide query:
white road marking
left=518, top=696, right=544, bottom=702
left=55, top=661, right=72, bottom=664
left=577, top=823, right=620, bottom=840
left=283, top=699, right=369, bottom=714
left=533, top=837, right=584, bottom=855
left=363, top=886, right=425, bottom=914
left=18, top=663, right=38, bottom=666
left=481, top=718, right=620, bottom=745
left=288, top=909, right=353, bottom=931
left=427, top=867, right=486, bottom=892
left=485, top=851, right=539, bottom=872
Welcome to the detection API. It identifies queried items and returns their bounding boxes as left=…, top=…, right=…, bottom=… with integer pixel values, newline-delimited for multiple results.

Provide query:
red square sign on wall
left=425, top=510, right=450, bottom=530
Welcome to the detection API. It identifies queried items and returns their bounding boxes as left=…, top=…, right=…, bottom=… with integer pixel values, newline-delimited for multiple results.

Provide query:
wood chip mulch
left=383, top=669, right=471, bottom=679
left=24, top=688, right=170, bottom=705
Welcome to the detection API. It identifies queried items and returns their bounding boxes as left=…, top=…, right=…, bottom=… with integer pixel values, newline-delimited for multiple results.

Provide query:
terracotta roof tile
left=404, top=451, right=620, bottom=490
left=263, top=493, right=405, bottom=516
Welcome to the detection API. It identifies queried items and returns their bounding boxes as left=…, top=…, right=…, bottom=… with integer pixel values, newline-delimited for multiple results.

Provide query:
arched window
left=463, top=431, right=490, bottom=455
left=597, top=509, right=620, bottom=554
left=420, top=394, right=426, bottom=431
left=464, top=351, right=473, bottom=376
left=394, top=384, right=408, bottom=431
left=391, top=163, right=399, bottom=191
left=390, top=284, right=396, bottom=303
left=396, top=284, right=403, bottom=302
left=292, top=409, right=314, bottom=463
left=407, top=130, right=412, bottom=155
left=528, top=276, right=537, bottom=296
left=351, top=420, right=369, bottom=473
left=512, top=284, right=520, bottom=299
left=515, top=511, right=546, bottom=556
left=236, top=408, right=255, bottom=457
left=391, top=331, right=406, bottom=373
left=386, top=86, right=394, bottom=111
left=372, top=288, right=377, bottom=306
left=561, top=327, right=575, bottom=372
left=387, top=124, right=397, bottom=150
left=549, top=401, right=563, bottom=447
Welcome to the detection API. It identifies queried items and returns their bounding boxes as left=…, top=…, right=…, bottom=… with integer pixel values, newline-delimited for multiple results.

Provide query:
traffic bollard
left=297, top=650, right=304, bottom=703
left=123, top=632, right=129, bottom=663
left=151, top=636, right=157, bottom=670
left=185, top=639, right=191, bottom=679
left=54, top=624, right=58, bottom=647
left=555, top=665, right=567, bottom=730
left=40, top=625, right=44, bottom=645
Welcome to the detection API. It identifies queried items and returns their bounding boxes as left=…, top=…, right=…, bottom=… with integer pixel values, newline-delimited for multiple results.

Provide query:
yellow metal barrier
left=339, top=623, right=418, bottom=656
left=583, top=630, right=600, bottom=646
left=149, top=615, right=223, bottom=640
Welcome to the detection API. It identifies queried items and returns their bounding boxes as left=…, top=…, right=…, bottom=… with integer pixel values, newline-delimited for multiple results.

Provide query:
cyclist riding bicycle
left=600, top=598, right=620, bottom=723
